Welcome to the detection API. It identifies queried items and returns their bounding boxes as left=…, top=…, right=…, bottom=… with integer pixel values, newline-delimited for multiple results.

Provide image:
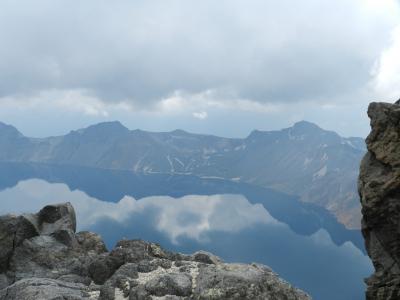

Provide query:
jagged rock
left=0, top=203, right=311, bottom=300
left=38, top=203, right=78, bottom=247
left=359, top=102, right=400, bottom=299
left=194, top=263, right=297, bottom=299
left=144, top=272, right=192, bottom=297
left=38, top=203, right=77, bottom=232
left=88, top=255, right=124, bottom=285
left=192, top=251, right=222, bottom=265
left=76, top=231, right=107, bottom=254
left=0, top=215, right=39, bottom=272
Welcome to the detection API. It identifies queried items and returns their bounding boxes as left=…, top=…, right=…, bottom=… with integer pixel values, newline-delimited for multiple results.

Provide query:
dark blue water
left=0, top=162, right=372, bottom=300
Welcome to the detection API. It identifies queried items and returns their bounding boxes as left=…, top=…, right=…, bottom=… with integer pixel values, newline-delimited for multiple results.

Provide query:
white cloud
left=156, top=89, right=282, bottom=115
left=372, top=25, right=400, bottom=100
left=0, top=89, right=134, bottom=117
left=192, top=111, right=208, bottom=120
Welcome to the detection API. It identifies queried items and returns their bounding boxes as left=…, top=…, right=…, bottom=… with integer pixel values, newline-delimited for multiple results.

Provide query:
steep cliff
left=359, top=102, right=400, bottom=299
left=0, top=203, right=310, bottom=300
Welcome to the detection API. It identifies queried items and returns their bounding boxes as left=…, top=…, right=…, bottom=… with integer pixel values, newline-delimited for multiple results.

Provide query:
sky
left=0, top=0, right=399, bottom=138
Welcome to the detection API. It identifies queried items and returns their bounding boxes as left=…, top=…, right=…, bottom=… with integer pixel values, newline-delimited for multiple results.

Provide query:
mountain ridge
left=0, top=119, right=365, bottom=143
left=0, top=120, right=365, bottom=229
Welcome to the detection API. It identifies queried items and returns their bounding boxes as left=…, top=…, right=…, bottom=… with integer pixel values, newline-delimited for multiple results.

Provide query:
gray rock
left=0, top=274, right=9, bottom=290
left=88, top=255, right=123, bottom=285
left=38, top=203, right=78, bottom=247
left=145, top=273, right=192, bottom=297
left=38, top=202, right=76, bottom=232
left=0, top=278, right=94, bottom=300
left=57, top=274, right=92, bottom=286
left=192, top=251, right=222, bottom=265
left=195, top=262, right=308, bottom=299
left=110, top=239, right=169, bottom=264
left=76, top=231, right=107, bottom=254
left=128, top=285, right=151, bottom=300
left=0, top=214, right=39, bottom=272
left=0, top=203, right=311, bottom=300
left=359, top=102, right=400, bottom=299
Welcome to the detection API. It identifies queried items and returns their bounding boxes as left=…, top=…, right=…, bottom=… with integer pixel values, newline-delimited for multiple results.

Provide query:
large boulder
left=359, top=102, right=400, bottom=299
left=38, top=202, right=78, bottom=247
left=0, top=203, right=311, bottom=300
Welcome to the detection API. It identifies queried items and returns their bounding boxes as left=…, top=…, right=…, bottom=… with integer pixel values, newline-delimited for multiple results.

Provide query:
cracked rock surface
left=0, top=203, right=310, bottom=299
left=359, top=102, right=400, bottom=299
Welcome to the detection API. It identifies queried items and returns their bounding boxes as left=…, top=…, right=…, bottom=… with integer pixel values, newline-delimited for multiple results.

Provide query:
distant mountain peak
left=247, top=121, right=323, bottom=140
left=171, top=129, right=189, bottom=135
left=0, top=121, right=15, bottom=129
left=246, top=129, right=270, bottom=140
left=78, top=121, right=129, bottom=135
left=0, top=121, right=23, bottom=137
left=91, top=120, right=127, bottom=129
left=292, top=121, right=322, bottom=132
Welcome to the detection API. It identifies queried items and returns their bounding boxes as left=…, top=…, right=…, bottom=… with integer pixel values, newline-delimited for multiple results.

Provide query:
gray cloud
left=0, top=0, right=398, bottom=107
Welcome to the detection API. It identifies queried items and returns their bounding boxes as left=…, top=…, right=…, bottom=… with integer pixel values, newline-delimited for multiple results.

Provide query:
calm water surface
left=0, top=162, right=372, bottom=300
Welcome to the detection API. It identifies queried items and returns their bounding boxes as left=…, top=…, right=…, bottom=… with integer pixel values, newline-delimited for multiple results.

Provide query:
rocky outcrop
left=0, top=203, right=311, bottom=300
left=359, top=102, right=400, bottom=299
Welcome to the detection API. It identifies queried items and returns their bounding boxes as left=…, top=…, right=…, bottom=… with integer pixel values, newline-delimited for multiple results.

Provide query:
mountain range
left=0, top=120, right=365, bottom=228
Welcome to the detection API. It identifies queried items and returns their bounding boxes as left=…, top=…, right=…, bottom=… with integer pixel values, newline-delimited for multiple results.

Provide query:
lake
left=0, top=162, right=372, bottom=300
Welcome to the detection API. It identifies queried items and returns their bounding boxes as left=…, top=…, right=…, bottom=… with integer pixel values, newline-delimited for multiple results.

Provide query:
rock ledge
left=0, top=203, right=310, bottom=300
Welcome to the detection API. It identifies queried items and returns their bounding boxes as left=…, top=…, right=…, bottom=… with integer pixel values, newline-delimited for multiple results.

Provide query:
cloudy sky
left=0, top=0, right=399, bottom=138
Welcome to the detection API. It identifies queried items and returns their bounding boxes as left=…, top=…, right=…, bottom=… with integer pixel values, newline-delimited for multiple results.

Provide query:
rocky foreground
left=359, top=102, right=400, bottom=299
left=0, top=203, right=310, bottom=300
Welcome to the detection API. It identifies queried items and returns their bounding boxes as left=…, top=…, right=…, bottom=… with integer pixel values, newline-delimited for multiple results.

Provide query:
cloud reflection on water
left=0, top=179, right=277, bottom=243
left=0, top=178, right=372, bottom=300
